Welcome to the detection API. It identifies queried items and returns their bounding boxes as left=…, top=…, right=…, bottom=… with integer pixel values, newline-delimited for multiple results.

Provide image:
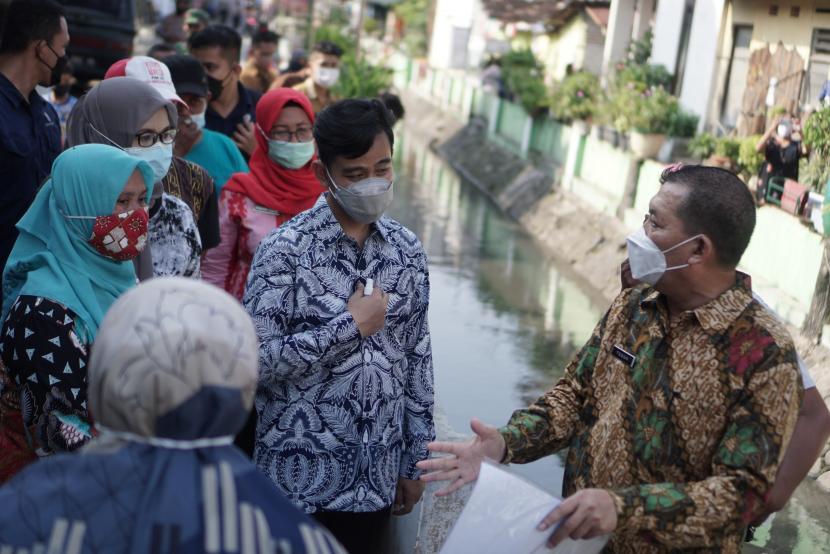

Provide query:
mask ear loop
left=662, top=234, right=704, bottom=271
left=324, top=166, right=343, bottom=192
left=87, top=122, right=127, bottom=152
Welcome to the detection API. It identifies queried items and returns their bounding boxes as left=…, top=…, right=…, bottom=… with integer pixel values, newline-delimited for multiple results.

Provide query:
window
left=803, top=28, right=830, bottom=106
left=720, top=25, right=754, bottom=128
left=672, top=1, right=696, bottom=95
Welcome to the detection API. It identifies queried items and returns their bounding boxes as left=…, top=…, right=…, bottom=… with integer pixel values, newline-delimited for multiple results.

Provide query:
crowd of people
left=0, top=1, right=829, bottom=553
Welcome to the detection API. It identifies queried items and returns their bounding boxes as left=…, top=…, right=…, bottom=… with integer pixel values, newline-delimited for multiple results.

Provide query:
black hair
left=314, top=98, right=395, bottom=167
left=148, top=43, right=177, bottom=59
left=188, top=25, right=241, bottom=65
left=378, top=92, right=404, bottom=123
left=0, top=0, right=64, bottom=55
left=312, top=40, right=344, bottom=58
left=659, top=165, right=756, bottom=268
left=252, top=30, right=280, bottom=47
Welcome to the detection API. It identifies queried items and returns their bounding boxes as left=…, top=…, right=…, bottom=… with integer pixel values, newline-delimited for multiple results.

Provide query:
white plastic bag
left=440, top=461, right=608, bottom=554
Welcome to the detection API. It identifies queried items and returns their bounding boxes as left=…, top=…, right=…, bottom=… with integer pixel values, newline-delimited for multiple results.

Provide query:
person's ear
left=312, top=160, right=328, bottom=187
left=688, top=235, right=712, bottom=266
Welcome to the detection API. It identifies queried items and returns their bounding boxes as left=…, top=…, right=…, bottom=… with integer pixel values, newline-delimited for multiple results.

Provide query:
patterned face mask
left=66, top=208, right=150, bottom=261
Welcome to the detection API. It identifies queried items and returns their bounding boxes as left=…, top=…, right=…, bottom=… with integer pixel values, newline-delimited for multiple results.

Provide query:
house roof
left=585, top=5, right=609, bottom=29
left=482, top=0, right=610, bottom=28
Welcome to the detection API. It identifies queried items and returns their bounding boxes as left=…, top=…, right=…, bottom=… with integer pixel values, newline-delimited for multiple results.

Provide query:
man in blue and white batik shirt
left=243, top=98, right=434, bottom=553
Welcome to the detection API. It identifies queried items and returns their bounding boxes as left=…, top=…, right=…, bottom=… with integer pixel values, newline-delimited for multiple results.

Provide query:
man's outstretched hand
left=416, top=418, right=506, bottom=497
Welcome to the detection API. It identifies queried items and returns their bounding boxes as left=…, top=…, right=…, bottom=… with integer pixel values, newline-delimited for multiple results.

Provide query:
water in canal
left=389, top=126, right=830, bottom=553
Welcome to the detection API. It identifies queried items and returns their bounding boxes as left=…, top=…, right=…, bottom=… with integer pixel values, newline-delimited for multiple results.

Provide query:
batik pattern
left=149, top=194, right=202, bottom=278
left=0, top=296, right=91, bottom=481
left=500, top=274, right=802, bottom=553
left=244, top=196, right=435, bottom=513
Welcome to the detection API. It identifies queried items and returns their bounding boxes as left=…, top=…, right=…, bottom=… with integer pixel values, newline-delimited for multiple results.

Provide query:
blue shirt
left=184, top=128, right=249, bottom=195
left=244, top=195, right=435, bottom=513
left=0, top=73, right=61, bottom=280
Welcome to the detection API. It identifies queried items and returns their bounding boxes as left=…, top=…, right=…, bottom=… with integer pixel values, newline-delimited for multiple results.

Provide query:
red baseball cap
left=105, top=56, right=186, bottom=107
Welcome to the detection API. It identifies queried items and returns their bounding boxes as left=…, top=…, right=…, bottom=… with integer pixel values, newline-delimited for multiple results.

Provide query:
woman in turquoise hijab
left=0, top=144, right=154, bottom=482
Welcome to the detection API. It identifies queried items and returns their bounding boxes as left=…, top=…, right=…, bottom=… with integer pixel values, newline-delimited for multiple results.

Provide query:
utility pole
left=307, top=0, right=316, bottom=51
left=354, top=0, right=368, bottom=62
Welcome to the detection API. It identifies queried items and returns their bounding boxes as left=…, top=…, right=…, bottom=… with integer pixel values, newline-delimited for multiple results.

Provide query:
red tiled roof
left=585, top=6, right=609, bottom=29
left=483, top=0, right=610, bottom=27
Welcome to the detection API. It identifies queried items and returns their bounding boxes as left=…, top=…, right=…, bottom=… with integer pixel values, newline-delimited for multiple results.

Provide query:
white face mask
left=625, top=226, right=702, bottom=286
left=191, top=110, right=206, bottom=130
left=124, top=142, right=174, bottom=183
left=314, top=67, right=340, bottom=88
left=777, top=124, right=792, bottom=138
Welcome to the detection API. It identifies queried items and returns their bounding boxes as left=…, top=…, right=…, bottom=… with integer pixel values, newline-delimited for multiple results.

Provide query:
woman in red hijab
left=202, top=89, right=325, bottom=300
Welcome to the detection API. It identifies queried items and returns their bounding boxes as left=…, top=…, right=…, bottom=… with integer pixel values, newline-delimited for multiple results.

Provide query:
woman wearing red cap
left=202, top=88, right=324, bottom=300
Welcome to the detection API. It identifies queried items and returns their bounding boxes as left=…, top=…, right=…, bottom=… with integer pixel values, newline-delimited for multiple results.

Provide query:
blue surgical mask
left=124, top=142, right=173, bottom=183
left=191, top=110, right=206, bottom=131
left=267, top=139, right=315, bottom=169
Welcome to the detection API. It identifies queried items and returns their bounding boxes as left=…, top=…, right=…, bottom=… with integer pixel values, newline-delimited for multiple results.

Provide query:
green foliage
left=501, top=50, right=548, bottom=112
left=689, top=133, right=718, bottom=160
left=667, top=109, right=699, bottom=138
left=800, top=156, right=830, bottom=194
left=608, top=85, right=679, bottom=134
left=603, top=33, right=677, bottom=135
left=688, top=133, right=717, bottom=159
left=615, top=63, right=672, bottom=90
left=500, top=49, right=549, bottom=113
left=313, top=23, right=354, bottom=55
left=627, top=30, right=655, bottom=65
left=549, top=71, right=600, bottom=122
left=393, top=0, right=429, bottom=57
left=737, top=136, right=764, bottom=180
left=714, top=136, right=741, bottom=161
left=363, top=17, right=380, bottom=36
left=803, top=108, right=830, bottom=193
left=804, top=108, right=830, bottom=156
left=332, top=53, right=393, bottom=99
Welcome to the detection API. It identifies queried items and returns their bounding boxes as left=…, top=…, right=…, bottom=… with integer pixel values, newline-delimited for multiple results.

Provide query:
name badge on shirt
left=611, top=344, right=636, bottom=368
left=254, top=205, right=280, bottom=216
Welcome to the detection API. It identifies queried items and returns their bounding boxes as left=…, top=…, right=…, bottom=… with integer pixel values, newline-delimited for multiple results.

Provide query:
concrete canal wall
left=392, top=56, right=830, bottom=509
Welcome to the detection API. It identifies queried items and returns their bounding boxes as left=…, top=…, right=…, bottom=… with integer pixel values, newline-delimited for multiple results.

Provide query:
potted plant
left=550, top=71, right=601, bottom=133
left=689, top=132, right=717, bottom=161
left=500, top=49, right=550, bottom=115
left=708, top=137, right=741, bottom=170
left=658, top=108, right=699, bottom=162
left=737, top=135, right=764, bottom=183
left=618, top=86, right=678, bottom=159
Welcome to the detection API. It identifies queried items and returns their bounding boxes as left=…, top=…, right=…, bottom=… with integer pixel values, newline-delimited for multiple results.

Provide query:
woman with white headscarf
left=0, top=278, right=345, bottom=553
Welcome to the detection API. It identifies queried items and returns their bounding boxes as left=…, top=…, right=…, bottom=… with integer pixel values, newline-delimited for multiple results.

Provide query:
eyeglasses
left=134, top=128, right=178, bottom=148
left=269, top=128, right=314, bottom=142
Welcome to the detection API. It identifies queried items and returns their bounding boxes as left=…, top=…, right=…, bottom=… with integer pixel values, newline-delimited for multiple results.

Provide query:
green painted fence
left=530, top=118, right=570, bottom=165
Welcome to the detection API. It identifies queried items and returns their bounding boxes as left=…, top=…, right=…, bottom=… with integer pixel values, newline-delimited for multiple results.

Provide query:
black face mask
left=38, top=42, right=68, bottom=87
left=206, top=70, right=231, bottom=100
left=53, top=83, right=70, bottom=97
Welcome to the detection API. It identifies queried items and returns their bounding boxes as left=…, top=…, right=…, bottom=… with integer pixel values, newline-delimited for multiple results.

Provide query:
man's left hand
left=537, top=489, right=618, bottom=548
left=233, top=120, right=256, bottom=157
left=393, top=478, right=425, bottom=516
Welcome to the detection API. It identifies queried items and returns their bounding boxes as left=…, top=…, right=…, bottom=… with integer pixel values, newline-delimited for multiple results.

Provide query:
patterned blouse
left=202, top=189, right=293, bottom=301
left=149, top=194, right=202, bottom=279
left=243, top=196, right=435, bottom=514
left=162, top=156, right=220, bottom=251
left=0, top=297, right=91, bottom=482
left=500, top=274, right=802, bottom=553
